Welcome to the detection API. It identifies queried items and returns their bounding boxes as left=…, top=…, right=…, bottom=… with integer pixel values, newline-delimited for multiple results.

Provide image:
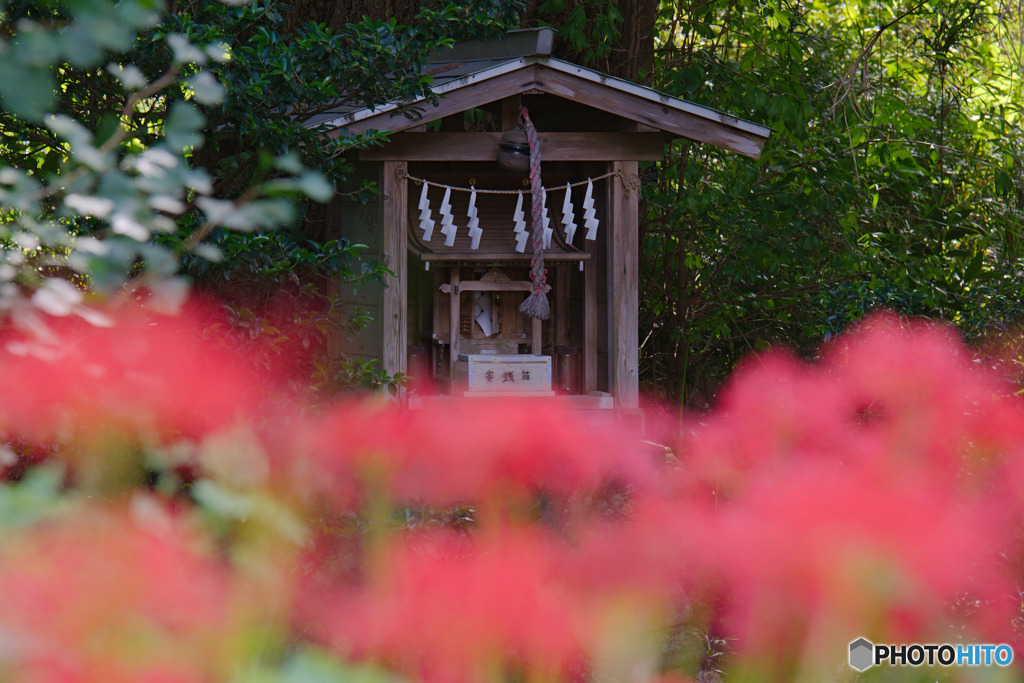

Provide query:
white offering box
left=455, top=354, right=553, bottom=395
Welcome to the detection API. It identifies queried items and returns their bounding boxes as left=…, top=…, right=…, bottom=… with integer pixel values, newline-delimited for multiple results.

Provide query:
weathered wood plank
left=452, top=280, right=536, bottom=292
left=433, top=269, right=448, bottom=343
left=322, top=59, right=768, bottom=158
left=608, top=161, right=639, bottom=409
left=584, top=236, right=598, bottom=394
left=331, top=68, right=539, bottom=137
left=382, top=161, right=409, bottom=397
left=359, top=132, right=665, bottom=162
left=501, top=96, right=521, bottom=130
left=421, top=252, right=589, bottom=263
left=533, top=67, right=767, bottom=158
left=449, top=268, right=460, bottom=377
left=555, top=265, right=570, bottom=347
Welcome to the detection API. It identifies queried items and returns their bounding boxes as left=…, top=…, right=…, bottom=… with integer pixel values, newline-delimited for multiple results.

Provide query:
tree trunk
left=521, top=0, right=657, bottom=80
left=284, top=0, right=422, bottom=33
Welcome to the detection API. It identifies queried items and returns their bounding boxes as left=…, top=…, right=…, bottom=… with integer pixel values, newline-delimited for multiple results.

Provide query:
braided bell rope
left=518, top=105, right=549, bottom=320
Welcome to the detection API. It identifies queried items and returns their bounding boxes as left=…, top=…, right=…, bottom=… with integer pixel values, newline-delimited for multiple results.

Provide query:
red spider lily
left=823, top=315, right=1023, bottom=480
left=0, top=500, right=231, bottom=683
left=682, top=315, right=1024, bottom=498
left=672, top=314, right=1024, bottom=671
left=680, top=464, right=1015, bottom=656
left=307, top=397, right=657, bottom=508
left=301, top=527, right=588, bottom=683
left=0, top=301, right=264, bottom=443
left=299, top=506, right=696, bottom=683
left=679, top=350, right=852, bottom=499
left=556, top=494, right=690, bottom=602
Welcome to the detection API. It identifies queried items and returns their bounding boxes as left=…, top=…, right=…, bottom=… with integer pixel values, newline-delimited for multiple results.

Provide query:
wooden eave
left=315, top=57, right=772, bottom=159
left=358, top=132, right=667, bottom=162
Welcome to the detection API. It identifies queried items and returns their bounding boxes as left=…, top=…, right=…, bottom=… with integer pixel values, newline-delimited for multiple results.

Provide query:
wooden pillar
left=382, top=161, right=408, bottom=395
left=554, top=265, right=570, bottom=347
left=449, top=268, right=460, bottom=376
left=608, top=161, right=639, bottom=409
left=584, top=240, right=598, bottom=394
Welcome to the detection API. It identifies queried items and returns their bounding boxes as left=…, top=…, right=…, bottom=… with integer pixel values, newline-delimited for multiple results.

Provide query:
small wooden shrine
left=313, top=28, right=771, bottom=409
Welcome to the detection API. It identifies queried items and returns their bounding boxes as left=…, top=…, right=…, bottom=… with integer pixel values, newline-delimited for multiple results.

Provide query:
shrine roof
left=305, top=28, right=772, bottom=159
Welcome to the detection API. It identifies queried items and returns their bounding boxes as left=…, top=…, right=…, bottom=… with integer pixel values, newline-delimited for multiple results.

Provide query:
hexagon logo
left=849, top=637, right=874, bottom=671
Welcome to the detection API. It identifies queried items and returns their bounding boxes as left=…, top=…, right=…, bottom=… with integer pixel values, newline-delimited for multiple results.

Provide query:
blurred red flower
left=673, top=314, right=1024, bottom=670
left=307, top=397, right=657, bottom=508
left=0, top=301, right=264, bottom=443
left=0, top=500, right=230, bottom=683
left=302, top=527, right=587, bottom=683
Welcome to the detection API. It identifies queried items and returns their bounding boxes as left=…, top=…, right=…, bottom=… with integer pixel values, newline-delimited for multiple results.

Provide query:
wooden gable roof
left=308, top=30, right=772, bottom=159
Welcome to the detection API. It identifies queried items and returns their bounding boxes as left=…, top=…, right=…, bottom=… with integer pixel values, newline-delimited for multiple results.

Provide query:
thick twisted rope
left=518, top=105, right=549, bottom=320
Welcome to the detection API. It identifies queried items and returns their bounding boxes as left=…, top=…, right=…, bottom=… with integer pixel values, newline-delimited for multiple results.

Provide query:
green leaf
left=963, top=251, right=984, bottom=282
left=164, top=102, right=205, bottom=151
left=188, top=70, right=225, bottom=105
left=0, top=466, right=68, bottom=532
left=0, top=62, right=55, bottom=121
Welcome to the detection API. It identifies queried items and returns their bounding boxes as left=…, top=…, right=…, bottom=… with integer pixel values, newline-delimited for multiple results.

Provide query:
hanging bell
left=497, top=128, right=530, bottom=173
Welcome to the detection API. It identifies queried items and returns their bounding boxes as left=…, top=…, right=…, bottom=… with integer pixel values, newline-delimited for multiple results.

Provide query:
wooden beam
left=533, top=66, right=767, bottom=158
left=446, top=280, right=538, bottom=292
left=421, top=252, right=589, bottom=263
left=323, top=59, right=768, bottom=158
left=359, top=132, right=665, bottom=162
left=330, top=68, right=538, bottom=137
left=382, top=161, right=409, bottom=398
left=608, top=161, right=639, bottom=409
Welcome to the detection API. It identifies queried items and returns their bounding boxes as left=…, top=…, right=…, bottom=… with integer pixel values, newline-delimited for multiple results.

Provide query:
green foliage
left=148, top=0, right=516, bottom=393
left=637, top=0, right=1024, bottom=407
left=0, top=0, right=518, bottom=393
left=0, top=0, right=333, bottom=329
left=539, top=0, right=623, bottom=62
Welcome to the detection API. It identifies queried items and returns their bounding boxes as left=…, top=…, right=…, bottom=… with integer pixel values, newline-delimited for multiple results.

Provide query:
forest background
left=6, top=0, right=1024, bottom=408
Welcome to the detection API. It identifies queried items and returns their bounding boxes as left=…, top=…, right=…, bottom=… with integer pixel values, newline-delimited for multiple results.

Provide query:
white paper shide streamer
left=560, top=183, right=577, bottom=245
left=466, top=187, right=481, bottom=250
left=473, top=292, right=493, bottom=336
left=541, top=187, right=552, bottom=249
left=439, top=187, right=457, bottom=247
left=513, top=191, right=528, bottom=253
left=417, top=182, right=434, bottom=241
left=583, top=179, right=599, bottom=240
left=414, top=176, right=604, bottom=251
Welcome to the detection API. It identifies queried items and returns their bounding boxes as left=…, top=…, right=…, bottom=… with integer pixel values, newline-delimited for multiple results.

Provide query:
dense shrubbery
left=1, top=307, right=1022, bottom=681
